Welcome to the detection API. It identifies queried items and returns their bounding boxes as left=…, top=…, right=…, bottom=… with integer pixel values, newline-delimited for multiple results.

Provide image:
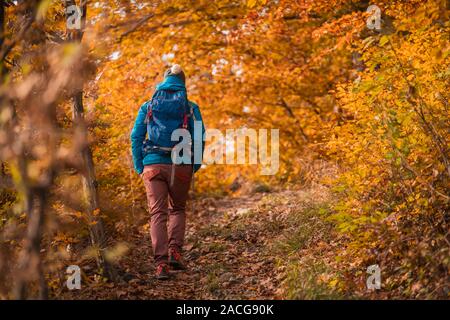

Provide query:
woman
left=130, top=64, right=205, bottom=279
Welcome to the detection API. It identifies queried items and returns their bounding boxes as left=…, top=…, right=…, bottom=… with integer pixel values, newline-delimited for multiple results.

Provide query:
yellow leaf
left=247, top=0, right=257, bottom=8
left=379, top=35, right=389, bottom=46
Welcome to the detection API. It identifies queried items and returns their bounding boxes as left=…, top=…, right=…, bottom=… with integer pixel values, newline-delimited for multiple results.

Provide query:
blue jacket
left=130, top=76, right=205, bottom=174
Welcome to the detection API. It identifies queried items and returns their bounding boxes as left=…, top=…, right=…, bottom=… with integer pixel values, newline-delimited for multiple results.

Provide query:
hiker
left=130, top=64, right=205, bottom=280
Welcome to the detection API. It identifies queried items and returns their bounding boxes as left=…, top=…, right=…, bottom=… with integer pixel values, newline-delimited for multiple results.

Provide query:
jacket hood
left=155, top=75, right=186, bottom=91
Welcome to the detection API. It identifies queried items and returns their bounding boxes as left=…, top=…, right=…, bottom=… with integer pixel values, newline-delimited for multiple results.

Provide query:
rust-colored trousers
left=142, top=164, right=192, bottom=265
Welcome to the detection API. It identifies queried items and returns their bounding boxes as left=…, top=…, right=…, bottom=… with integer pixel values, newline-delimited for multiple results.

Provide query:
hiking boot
left=155, top=263, right=170, bottom=280
left=169, top=248, right=186, bottom=270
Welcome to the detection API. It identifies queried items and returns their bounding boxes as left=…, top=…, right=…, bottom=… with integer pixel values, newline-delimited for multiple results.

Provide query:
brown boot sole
left=155, top=273, right=170, bottom=280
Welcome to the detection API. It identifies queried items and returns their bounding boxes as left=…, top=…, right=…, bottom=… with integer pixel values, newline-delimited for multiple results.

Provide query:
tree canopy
left=0, top=0, right=448, bottom=299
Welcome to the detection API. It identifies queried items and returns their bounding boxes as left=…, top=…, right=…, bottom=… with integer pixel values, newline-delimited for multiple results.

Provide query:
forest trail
left=61, top=183, right=337, bottom=300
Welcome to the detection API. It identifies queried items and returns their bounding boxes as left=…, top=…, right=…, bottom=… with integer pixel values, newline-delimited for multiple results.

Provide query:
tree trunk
left=15, top=188, right=49, bottom=299
left=72, top=91, right=116, bottom=280
left=66, top=0, right=117, bottom=281
left=0, top=0, right=48, bottom=300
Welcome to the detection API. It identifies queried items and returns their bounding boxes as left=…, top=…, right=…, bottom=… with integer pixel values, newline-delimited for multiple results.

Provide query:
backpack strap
left=145, top=103, right=152, bottom=124
left=181, top=98, right=194, bottom=129
left=144, top=90, right=161, bottom=124
left=182, top=98, right=189, bottom=129
left=188, top=101, right=197, bottom=121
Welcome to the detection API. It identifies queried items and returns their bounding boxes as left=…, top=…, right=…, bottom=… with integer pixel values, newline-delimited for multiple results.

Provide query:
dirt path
left=61, top=185, right=336, bottom=299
